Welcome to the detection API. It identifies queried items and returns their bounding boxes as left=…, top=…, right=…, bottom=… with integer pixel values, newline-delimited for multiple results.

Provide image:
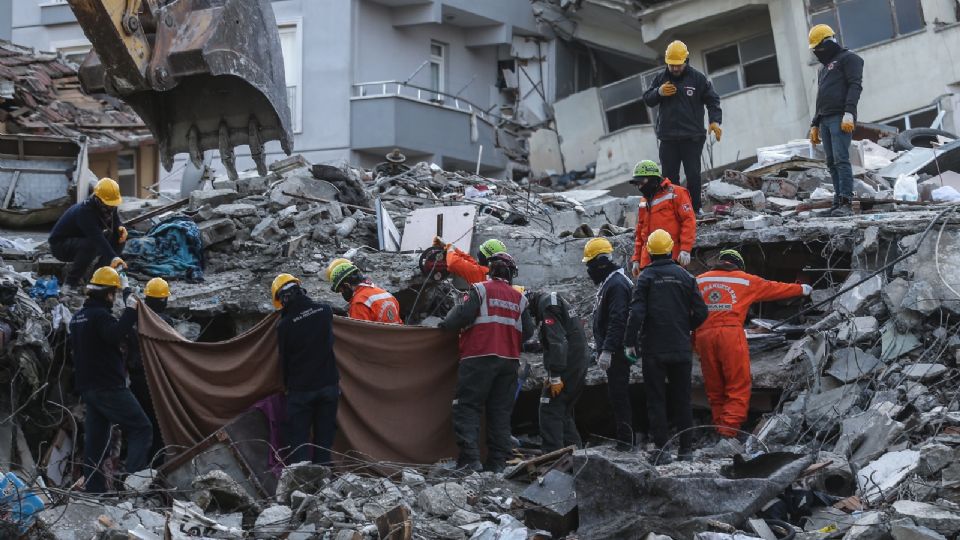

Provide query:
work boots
left=455, top=458, right=483, bottom=473
left=830, top=197, right=853, bottom=217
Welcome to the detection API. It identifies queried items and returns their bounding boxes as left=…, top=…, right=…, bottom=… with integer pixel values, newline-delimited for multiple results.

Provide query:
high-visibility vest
left=459, top=279, right=527, bottom=360
left=349, top=283, right=402, bottom=324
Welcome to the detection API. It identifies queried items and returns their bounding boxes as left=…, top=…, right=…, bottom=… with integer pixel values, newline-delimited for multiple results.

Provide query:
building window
left=52, top=40, right=91, bottom=66
left=881, top=105, right=941, bottom=132
left=704, top=34, right=780, bottom=96
left=429, top=41, right=446, bottom=100
left=807, top=0, right=924, bottom=50
left=278, top=21, right=303, bottom=133
left=117, top=151, right=137, bottom=197
left=599, top=72, right=651, bottom=131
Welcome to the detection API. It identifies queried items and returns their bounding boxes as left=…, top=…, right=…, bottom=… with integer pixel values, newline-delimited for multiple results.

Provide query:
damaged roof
left=0, top=39, right=152, bottom=152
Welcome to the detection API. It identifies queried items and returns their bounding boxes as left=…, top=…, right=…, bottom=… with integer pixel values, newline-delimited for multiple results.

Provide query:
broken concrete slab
left=902, top=363, right=948, bottom=382
left=834, top=272, right=884, bottom=315
left=891, top=519, right=948, bottom=540
left=213, top=203, right=258, bottom=218
left=802, top=382, right=866, bottom=432
left=833, top=409, right=906, bottom=467
left=843, top=511, right=887, bottom=540
left=881, top=320, right=922, bottom=361
left=836, top=316, right=879, bottom=344
left=255, top=504, right=295, bottom=536
left=826, top=347, right=882, bottom=383
left=903, top=280, right=941, bottom=316
left=269, top=170, right=340, bottom=208
left=520, top=470, right=577, bottom=538
left=251, top=217, right=284, bottom=243
left=198, top=218, right=237, bottom=246
left=417, top=482, right=470, bottom=517
left=191, top=469, right=259, bottom=514
left=895, top=229, right=960, bottom=315
left=276, top=462, right=332, bottom=504
left=189, top=188, right=239, bottom=210
left=918, top=442, right=954, bottom=477
left=857, top=449, right=921, bottom=504
left=892, top=500, right=960, bottom=536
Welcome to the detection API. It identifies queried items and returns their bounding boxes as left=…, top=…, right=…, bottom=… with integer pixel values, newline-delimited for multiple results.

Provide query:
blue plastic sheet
left=0, top=471, right=45, bottom=533
left=125, top=215, right=204, bottom=282
left=29, top=276, right=59, bottom=300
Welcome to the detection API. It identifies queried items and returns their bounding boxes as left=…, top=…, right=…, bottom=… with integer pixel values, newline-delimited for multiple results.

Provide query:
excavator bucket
left=68, top=0, right=293, bottom=179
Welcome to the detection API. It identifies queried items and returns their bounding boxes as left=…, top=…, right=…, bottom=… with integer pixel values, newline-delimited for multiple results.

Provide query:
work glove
left=658, top=82, right=677, bottom=97
left=119, top=271, right=129, bottom=291
left=118, top=226, right=128, bottom=244
left=432, top=236, right=444, bottom=249
left=110, top=257, right=126, bottom=270
left=548, top=377, right=564, bottom=398
left=597, top=351, right=612, bottom=371
left=709, top=123, right=722, bottom=142
left=801, top=284, right=813, bottom=296
left=125, top=293, right=139, bottom=310
left=678, top=251, right=691, bottom=266
left=631, top=261, right=641, bottom=278
left=809, top=126, right=821, bottom=145
left=841, top=113, right=855, bottom=134
left=624, top=346, right=639, bottom=365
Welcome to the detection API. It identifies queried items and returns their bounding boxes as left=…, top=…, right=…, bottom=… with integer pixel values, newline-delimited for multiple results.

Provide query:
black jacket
left=70, top=297, right=137, bottom=392
left=812, top=49, right=864, bottom=126
left=592, top=268, right=633, bottom=353
left=643, top=65, right=722, bottom=141
left=530, top=292, right=588, bottom=385
left=124, top=311, right=174, bottom=375
left=277, top=294, right=338, bottom=391
left=624, top=259, right=708, bottom=359
left=48, top=198, right=123, bottom=261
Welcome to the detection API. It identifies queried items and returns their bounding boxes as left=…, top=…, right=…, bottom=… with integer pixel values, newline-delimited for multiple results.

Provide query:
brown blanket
left=138, top=306, right=460, bottom=463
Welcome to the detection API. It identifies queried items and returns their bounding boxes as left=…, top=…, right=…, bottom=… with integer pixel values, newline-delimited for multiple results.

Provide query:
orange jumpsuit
left=446, top=247, right=488, bottom=285
left=631, top=179, right=697, bottom=268
left=694, top=270, right=802, bottom=436
left=348, top=283, right=403, bottom=324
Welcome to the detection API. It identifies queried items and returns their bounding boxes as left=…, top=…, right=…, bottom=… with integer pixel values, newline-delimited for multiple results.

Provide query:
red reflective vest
left=348, top=283, right=403, bottom=324
left=459, top=279, right=527, bottom=361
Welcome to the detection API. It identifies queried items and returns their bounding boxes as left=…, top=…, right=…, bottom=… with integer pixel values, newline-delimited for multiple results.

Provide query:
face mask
left=586, top=259, right=614, bottom=285
left=640, top=181, right=659, bottom=200
left=340, top=287, right=353, bottom=304
left=813, top=39, right=840, bottom=64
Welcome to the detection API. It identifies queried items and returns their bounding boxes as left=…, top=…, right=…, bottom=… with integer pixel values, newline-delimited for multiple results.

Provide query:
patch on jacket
left=685, top=86, right=695, bottom=96
left=544, top=318, right=556, bottom=325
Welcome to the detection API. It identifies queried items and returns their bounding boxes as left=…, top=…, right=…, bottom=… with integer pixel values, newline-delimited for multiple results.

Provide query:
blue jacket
left=70, top=297, right=136, bottom=392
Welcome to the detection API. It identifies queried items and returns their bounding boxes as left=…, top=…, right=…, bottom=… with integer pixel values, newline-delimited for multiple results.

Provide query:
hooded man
left=629, top=160, right=697, bottom=276
left=328, top=260, right=402, bottom=324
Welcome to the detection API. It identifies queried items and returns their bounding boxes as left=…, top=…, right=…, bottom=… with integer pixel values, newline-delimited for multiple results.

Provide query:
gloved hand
left=801, top=284, right=813, bottom=296
left=709, top=122, right=722, bottom=142
left=678, top=251, right=691, bottom=266
left=659, top=82, right=677, bottom=97
left=597, top=351, right=612, bottom=371
left=809, top=126, right=821, bottom=145
left=125, top=293, right=139, bottom=310
left=432, top=236, right=444, bottom=248
left=841, top=113, right=855, bottom=133
left=119, top=272, right=129, bottom=290
left=624, top=346, right=639, bottom=365
left=548, top=377, right=564, bottom=398
left=110, top=257, right=126, bottom=270
left=118, top=226, right=128, bottom=244
left=631, top=261, right=641, bottom=277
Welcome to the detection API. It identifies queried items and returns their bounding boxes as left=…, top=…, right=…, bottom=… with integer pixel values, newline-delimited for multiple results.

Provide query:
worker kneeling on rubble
left=49, top=178, right=129, bottom=293
left=624, top=230, right=707, bottom=464
left=629, top=160, right=697, bottom=276
left=694, top=249, right=811, bottom=438
left=70, top=266, right=149, bottom=493
left=439, top=253, right=535, bottom=473
left=272, top=273, right=339, bottom=465
left=525, top=288, right=588, bottom=454
left=328, top=260, right=402, bottom=324
left=582, top=237, right=634, bottom=451
left=435, top=237, right=507, bottom=285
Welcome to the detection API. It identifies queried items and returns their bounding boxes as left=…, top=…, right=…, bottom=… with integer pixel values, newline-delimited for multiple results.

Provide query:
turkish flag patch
left=462, top=294, right=470, bottom=302
left=544, top=318, right=556, bottom=325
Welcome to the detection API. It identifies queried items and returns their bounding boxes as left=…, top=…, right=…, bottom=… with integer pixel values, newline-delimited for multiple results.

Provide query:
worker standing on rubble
left=525, top=288, right=588, bottom=453
left=642, top=40, right=722, bottom=214
left=70, top=266, right=149, bottom=493
left=434, top=237, right=508, bottom=285
left=694, top=249, right=811, bottom=438
left=439, top=253, right=535, bottom=473
left=624, top=230, right=708, bottom=464
left=49, top=178, right=129, bottom=293
left=629, top=160, right=697, bottom=276
left=582, top=237, right=635, bottom=450
left=328, top=261, right=402, bottom=324
left=272, top=273, right=339, bottom=465
left=807, top=24, right=864, bottom=217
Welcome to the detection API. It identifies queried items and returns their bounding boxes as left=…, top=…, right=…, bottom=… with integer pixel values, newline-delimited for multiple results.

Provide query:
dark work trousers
left=641, top=355, right=693, bottom=451
left=452, top=356, right=518, bottom=466
left=82, top=387, right=153, bottom=494
left=539, top=381, right=583, bottom=453
left=606, top=350, right=633, bottom=447
left=128, top=369, right=164, bottom=467
left=50, top=233, right=123, bottom=286
left=285, top=385, right=339, bottom=465
left=819, top=114, right=854, bottom=204
left=660, top=137, right=706, bottom=212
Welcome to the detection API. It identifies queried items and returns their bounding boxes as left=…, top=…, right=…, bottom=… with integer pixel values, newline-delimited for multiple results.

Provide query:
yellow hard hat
left=88, top=266, right=121, bottom=289
left=93, top=177, right=122, bottom=207
left=271, top=273, right=301, bottom=309
left=808, top=24, right=835, bottom=49
left=512, top=285, right=526, bottom=294
left=325, top=258, right=351, bottom=282
left=646, top=229, right=675, bottom=256
left=144, top=277, right=170, bottom=299
left=582, top=237, right=614, bottom=263
left=665, top=40, right=689, bottom=66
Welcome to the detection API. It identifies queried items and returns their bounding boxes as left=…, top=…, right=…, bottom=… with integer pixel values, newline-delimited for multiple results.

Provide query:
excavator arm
left=67, top=0, right=293, bottom=179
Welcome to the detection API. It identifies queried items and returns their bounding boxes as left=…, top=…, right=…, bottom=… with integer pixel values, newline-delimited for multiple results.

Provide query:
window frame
left=805, top=0, right=925, bottom=50
left=116, top=150, right=137, bottom=197
left=702, top=33, right=780, bottom=97
left=277, top=19, right=304, bottom=134
left=50, top=39, right=91, bottom=66
left=429, top=40, right=447, bottom=101
left=879, top=104, right=941, bottom=131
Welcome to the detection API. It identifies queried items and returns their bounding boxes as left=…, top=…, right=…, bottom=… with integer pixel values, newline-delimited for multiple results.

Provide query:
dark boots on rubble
left=831, top=197, right=853, bottom=217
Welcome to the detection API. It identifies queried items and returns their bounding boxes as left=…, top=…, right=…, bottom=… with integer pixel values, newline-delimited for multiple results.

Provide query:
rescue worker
left=272, top=273, right=339, bottom=464
left=70, top=266, right=148, bottom=493
left=329, top=261, right=402, bottom=324
left=695, top=249, right=811, bottom=437
left=808, top=24, right=864, bottom=217
left=642, top=40, right=722, bottom=214
left=125, top=277, right=175, bottom=466
left=439, top=253, right=535, bottom=473
left=433, top=238, right=507, bottom=285
left=629, top=160, right=697, bottom=276
left=623, top=230, right=707, bottom=464
left=582, top=237, right=634, bottom=450
left=525, top=288, right=588, bottom=453
left=49, top=178, right=128, bottom=292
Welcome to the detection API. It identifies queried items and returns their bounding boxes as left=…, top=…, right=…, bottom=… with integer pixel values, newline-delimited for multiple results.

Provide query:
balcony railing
left=351, top=80, right=501, bottom=125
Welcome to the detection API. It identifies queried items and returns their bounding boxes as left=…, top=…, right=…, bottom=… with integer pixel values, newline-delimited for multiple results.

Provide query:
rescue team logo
left=682, top=203, right=692, bottom=212
left=685, top=86, right=695, bottom=96
left=385, top=308, right=397, bottom=322
left=708, top=291, right=723, bottom=303
left=702, top=282, right=736, bottom=311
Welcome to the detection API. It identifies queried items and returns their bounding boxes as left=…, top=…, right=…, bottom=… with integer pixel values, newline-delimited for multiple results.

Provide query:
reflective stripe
left=549, top=292, right=558, bottom=307
left=650, top=192, right=676, bottom=207
left=472, top=280, right=524, bottom=330
left=475, top=314, right=524, bottom=331
left=363, top=292, right=394, bottom=307
left=697, top=276, right=751, bottom=286
left=376, top=301, right=396, bottom=321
